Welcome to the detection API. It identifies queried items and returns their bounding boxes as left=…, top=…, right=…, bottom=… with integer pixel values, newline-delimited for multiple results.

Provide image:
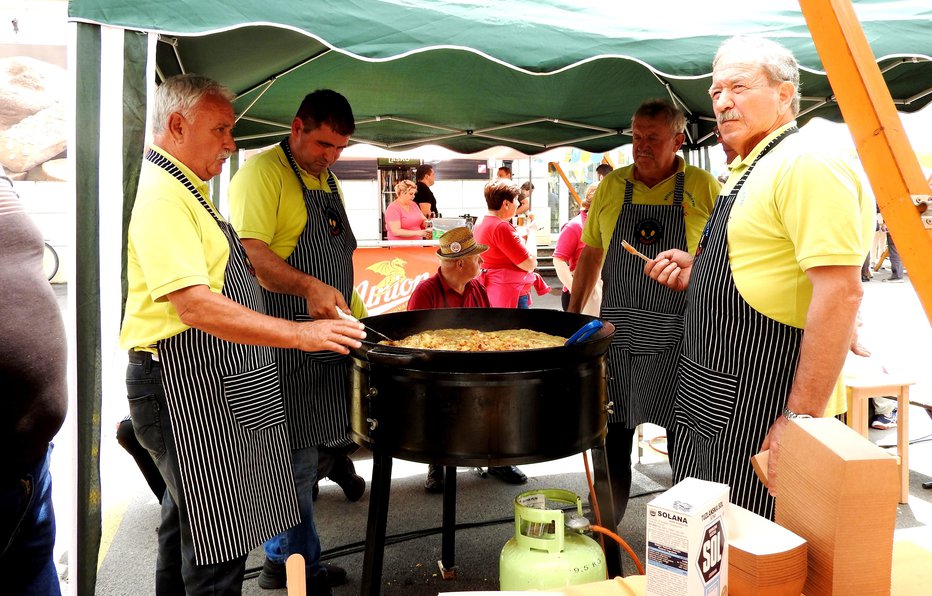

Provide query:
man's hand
left=295, top=319, right=366, bottom=354
left=644, top=249, right=693, bottom=292
left=305, top=276, right=349, bottom=320
left=759, top=415, right=789, bottom=496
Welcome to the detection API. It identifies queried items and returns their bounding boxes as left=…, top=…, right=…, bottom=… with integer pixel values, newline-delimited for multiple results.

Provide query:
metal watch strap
left=782, top=406, right=813, bottom=420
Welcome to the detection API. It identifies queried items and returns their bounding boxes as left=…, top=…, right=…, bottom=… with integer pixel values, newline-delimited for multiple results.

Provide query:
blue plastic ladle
left=564, top=319, right=604, bottom=345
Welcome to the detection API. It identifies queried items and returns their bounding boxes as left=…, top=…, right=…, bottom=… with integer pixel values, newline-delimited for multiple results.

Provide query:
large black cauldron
left=348, top=308, right=614, bottom=466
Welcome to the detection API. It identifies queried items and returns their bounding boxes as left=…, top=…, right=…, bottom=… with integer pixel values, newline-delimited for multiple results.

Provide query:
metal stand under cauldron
left=348, top=308, right=619, bottom=595
left=359, top=442, right=622, bottom=595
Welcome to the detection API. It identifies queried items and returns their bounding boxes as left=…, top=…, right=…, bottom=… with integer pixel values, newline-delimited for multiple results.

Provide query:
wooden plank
left=800, top=0, right=932, bottom=324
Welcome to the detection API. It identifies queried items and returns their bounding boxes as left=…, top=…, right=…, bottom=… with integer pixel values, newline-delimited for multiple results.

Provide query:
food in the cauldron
left=381, top=328, right=565, bottom=351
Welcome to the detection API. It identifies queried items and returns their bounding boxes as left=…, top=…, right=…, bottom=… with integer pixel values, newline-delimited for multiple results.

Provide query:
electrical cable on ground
left=245, top=455, right=669, bottom=580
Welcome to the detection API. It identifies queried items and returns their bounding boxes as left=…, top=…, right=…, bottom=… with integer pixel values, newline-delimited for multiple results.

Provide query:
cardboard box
left=646, top=477, right=729, bottom=596
left=775, top=418, right=898, bottom=596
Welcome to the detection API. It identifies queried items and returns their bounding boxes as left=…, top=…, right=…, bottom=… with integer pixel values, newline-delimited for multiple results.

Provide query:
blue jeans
left=263, top=445, right=322, bottom=574
left=0, top=445, right=61, bottom=596
left=517, top=294, right=530, bottom=309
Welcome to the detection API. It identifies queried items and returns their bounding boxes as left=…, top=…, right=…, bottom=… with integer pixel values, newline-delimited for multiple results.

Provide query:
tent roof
left=69, top=0, right=932, bottom=154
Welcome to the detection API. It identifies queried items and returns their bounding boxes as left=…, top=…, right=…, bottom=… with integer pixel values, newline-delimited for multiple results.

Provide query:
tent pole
left=800, top=0, right=932, bottom=324
left=75, top=21, right=104, bottom=596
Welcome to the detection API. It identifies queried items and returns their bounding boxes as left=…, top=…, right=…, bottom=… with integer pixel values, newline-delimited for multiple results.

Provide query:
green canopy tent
left=71, top=0, right=931, bottom=153
left=66, top=0, right=931, bottom=592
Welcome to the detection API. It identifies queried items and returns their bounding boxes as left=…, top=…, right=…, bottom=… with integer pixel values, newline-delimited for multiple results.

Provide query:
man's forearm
left=567, top=247, right=603, bottom=313
left=785, top=266, right=863, bottom=415
left=241, top=238, right=315, bottom=298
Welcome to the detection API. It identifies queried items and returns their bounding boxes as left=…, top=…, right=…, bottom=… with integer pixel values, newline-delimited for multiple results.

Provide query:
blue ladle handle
left=564, top=320, right=604, bottom=345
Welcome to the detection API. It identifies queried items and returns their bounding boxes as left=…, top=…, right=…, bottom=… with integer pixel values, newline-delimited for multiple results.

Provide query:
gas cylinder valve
left=565, top=512, right=592, bottom=532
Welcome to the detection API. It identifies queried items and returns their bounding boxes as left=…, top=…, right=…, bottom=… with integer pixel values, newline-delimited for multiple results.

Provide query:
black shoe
left=257, top=557, right=286, bottom=590
left=327, top=455, right=366, bottom=502
left=322, top=562, right=347, bottom=587
left=425, top=464, right=444, bottom=493
left=308, top=567, right=332, bottom=596
left=487, top=465, right=527, bottom=485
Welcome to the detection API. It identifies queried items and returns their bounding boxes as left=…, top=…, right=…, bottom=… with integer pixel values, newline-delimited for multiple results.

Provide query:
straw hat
left=436, top=226, right=488, bottom=260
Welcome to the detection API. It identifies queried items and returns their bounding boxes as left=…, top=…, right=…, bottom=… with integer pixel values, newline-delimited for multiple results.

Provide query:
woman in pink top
left=554, top=183, right=598, bottom=311
left=385, top=179, right=431, bottom=240
left=473, top=180, right=538, bottom=308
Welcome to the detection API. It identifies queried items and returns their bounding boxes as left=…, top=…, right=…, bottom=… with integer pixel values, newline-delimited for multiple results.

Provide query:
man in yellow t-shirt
left=119, top=74, right=364, bottom=594
left=568, top=99, right=720, bottom=528
left=228, top=89, right=360, bottom=591
left=646, top=37, right=872, bottom=520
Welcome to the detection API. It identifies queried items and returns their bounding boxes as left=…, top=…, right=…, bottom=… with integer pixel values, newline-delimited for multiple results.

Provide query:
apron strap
left=622, top=170, right=686, bottom=205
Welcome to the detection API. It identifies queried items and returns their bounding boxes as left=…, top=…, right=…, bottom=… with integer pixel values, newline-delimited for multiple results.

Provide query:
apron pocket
left=295, top=313, right=350, bottom=364
left=222, top=362, right=287, bottom=432
left=602, top=306, right=683, bottom=355
left=127, top=394, right=167, bottom=460
left=674, top=356, right=739, bottom=441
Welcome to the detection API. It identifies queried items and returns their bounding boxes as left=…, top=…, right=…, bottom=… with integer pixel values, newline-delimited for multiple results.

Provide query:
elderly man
left=646, top=37, right=873, bottom=519
left=407, top=226, right=495, bottom=491
left=120, top=74, right=365, bottom=595
left=228, top=89, right=363, bottom=593
left=568, top=98, right=720, bottom=524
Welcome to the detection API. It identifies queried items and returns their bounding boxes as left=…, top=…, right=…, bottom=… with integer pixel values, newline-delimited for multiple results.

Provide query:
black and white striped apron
left=671, top=129, right=798, bottom=520
left=264, top=139, right=357, bottom=450
left=146, top=149, right=300, bottom=564
left=600, top=172, right=687, bottom=429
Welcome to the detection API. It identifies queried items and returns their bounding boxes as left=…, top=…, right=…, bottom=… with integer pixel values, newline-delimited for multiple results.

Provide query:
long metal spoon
left=334, top=305, right=395, bottom=343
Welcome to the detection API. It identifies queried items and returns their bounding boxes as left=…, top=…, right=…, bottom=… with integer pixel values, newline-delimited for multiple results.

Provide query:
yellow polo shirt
left=725, top=123, right=874, bottom=329
left=582, top=157, right=720, bottom=256
left=228, top=144, right=346, bottom=260
left=724, top=123, right=873, bottom=417
left=119, top=146, right=232, bottom=351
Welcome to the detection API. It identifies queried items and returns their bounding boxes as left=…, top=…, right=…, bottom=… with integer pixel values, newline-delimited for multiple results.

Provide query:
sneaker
left=425, top=464, right=444, bottom=493
left=882, top=277, right=905, bottom=283
left=871, top=409, right=897, bottom=430
left=257, top=557, right=286, bottom=590
left=487, top=465, right=528, bottom=485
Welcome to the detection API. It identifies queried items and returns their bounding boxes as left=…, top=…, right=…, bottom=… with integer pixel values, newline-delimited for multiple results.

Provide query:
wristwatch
left=782, top=406, right=813, bottom=421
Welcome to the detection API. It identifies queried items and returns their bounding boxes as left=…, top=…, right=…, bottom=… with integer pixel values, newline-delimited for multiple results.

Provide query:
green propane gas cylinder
left=499, top=488, right=606, bottom=590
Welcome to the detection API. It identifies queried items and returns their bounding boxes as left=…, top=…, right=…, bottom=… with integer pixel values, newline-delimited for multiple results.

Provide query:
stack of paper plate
left=727, top=504, right=807, bottom=596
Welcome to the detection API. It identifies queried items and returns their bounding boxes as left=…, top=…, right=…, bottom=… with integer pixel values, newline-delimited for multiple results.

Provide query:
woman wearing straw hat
left=407, top=226, right=528, bottom=490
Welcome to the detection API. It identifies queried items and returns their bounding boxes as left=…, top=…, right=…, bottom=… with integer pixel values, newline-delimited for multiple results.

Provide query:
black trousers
left=116, top=415, right=167, bottom=501
left=126, top=351, right=247, bottom=596
left=603, top=421, right=676, bottom=524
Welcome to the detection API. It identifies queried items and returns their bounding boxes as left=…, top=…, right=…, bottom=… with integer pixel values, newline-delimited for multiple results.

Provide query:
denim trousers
left=263, top=445, right=322, bottom=574
left=0, top=445, right=61, bottom=596
left=126, top=352, right=247, bottom=595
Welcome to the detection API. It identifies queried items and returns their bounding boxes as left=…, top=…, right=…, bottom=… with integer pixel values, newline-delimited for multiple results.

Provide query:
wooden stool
left=845, top=375, right=914, bottom=503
